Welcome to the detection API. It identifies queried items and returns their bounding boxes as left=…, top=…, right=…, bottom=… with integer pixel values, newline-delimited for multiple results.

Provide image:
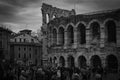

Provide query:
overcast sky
left=0, top=0, right=120, bottom=32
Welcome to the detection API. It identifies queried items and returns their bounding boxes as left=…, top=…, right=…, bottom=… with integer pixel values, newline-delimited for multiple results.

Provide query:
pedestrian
left=19, top=70, right=27, bottom=80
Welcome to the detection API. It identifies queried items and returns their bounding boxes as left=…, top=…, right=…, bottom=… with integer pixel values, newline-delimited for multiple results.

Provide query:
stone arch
left=59, top=56, right=65, bottom=67
left=89, top=21, right=101, bottom=41
left=78, top=55, right=87, bottom=68
left=67, top=55, right=75, bottom=68
left=90, top=55, right=102, bottom=68
left=88, top=19, right=101, bottom=29
left=104, top=19, right=116, bottom=43
left=65, top=23, right=75, bottom=31
left=76, top=22, right=86, bottom=44
left=52, top=28, right=57, bottom=45
left=53, top=56, right=57, bottom=64
left=106, top=54, right=118, bottom=73
left=58, top=27, right=65, bottom=45
left=66, top=24, right=74, bottom=45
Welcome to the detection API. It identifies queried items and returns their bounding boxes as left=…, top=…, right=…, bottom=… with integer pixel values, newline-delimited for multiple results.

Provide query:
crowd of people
left=0, top=61, right=107, bottom=80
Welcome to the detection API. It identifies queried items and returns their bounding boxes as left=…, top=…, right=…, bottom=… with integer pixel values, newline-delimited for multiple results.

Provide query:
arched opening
left=67, top=56, right=74, bottom=68
left=105, top=20, right=116, bottom=43
left=58, top=27, right=64, bottom=45
left=59, top=56, right=65, bottom=67
left=46, top=14, right=49, bottom=23
left=53, top=57, right=57, bottom=64
left=106, top=54, right=118, bottom=73
left=77, top=23, right=86, bottom=44
left=90, top=55, right=101, bottom=68
left=53, top=15, right=56, bottom=19
left=67, top=25, right=74, bottom=45
left=53, top=28, right=57, bottom=45
left=90, top=22, right=100, bottom=41
left=78, top=55, right=87, bottom=68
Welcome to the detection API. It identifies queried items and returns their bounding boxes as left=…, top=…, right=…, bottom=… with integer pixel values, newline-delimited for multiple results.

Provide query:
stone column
left=86, top=29, right=90, bottom=48
left=64, top=31, right=68, bottom=49
left=41, top=9, right=47, bottom=24
left=65, top=57, right=68, bottom=67
left=49, top=13, right=53, bottom=21
left=100, top=24, right=105, bottom=47
left=75, top=56, right=78, bottom=68
left=74, top=29, right=77, bottom=48
left=57, top=32, right=60, bottom=45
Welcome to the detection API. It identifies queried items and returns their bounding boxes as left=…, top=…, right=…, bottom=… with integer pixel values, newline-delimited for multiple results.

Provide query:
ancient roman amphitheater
left=41, top=3, right=120, bottom=73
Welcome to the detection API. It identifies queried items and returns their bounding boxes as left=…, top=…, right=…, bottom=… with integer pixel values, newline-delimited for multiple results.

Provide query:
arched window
left=105, top=20, right=116, bottom=43
left=77, top=23, right=86, bottom=44
left=59, top=56, right=65, bottom=67
left=90, top=22, right=100, bottom=41
left=58, top=27, right=64, bottom=45
left=67, top=25, right=74, bottom=45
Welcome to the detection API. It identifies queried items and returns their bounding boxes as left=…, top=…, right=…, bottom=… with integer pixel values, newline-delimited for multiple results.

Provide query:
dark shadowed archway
left=67, top=56, right=75, bottom=68
left=67, top=25, right=74, bottom=45
left=78, top=55, right=87, bottom=68
left=106, top=54, right=118, bottom=73
left=77, top=23, right=86, bottom=44
left=53, top=57, right=57, bottom=64
left=90, top=55, right=101, bottom=68
left=58, top=27, right=64, bottom=45
left=90, top=22, right=100, bottom=41
left=59, top=56, right=65, bottom=67
left=105, top=20, right=116, bottom=43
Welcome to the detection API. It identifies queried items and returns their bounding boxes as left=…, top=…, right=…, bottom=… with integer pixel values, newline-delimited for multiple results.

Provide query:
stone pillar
left=57, top=32, right=59, bottom=45
left=86, top=29, right=90, bottom=48
left=41, top=9, right=47, bottom=25
left=64, top=31, right=68, bottom=49
left=100, top=24, right=105, bottom=47
left=74, top=29, right=77, bottom=48
left=102, top=57, right=106, bottom=68
left=75, top=56, right=78, bottom=68
left=65, top=57, right=68, bottom=67
left=49, top=14, right=53, bottom=21
left=51, top=33, right=53, bottom=45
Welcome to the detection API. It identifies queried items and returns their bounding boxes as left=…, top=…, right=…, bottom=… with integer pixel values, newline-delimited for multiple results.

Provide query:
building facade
left=0, top=25, right=12, bottom=61
left=10, top=30, right=42, bottom=66
left=41, top=3, right=120, bottom=73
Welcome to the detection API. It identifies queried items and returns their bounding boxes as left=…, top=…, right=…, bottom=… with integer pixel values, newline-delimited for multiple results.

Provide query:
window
left=0, top=41, right=2, bottom=48
left=31, top=39, right=34, bottom=42
left=15, top=38, right=17, bottom=42
left=24, top=39, right=26, bottom=42
left=20, top=38, right=21, bottom=42
left=19, top=47, right=20, bottom=51
left=29, top=53, right=31, bottom=59
left=24, top=53, right=26, bottom=58
left=29, top=48, right=31, bottom=51
left=35, top=49, right=37, bottom=55
left=18, top=53, right=20, bottom=58
left=24, top=48, right=26, bottom=51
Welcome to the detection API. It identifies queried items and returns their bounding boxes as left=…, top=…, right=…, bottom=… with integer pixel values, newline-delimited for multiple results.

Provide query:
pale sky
left=0, top=0, right=120, bottom=32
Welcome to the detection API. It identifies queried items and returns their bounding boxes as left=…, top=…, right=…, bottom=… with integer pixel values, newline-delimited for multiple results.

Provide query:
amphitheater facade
left=41, top=3, right=120, bottom=72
